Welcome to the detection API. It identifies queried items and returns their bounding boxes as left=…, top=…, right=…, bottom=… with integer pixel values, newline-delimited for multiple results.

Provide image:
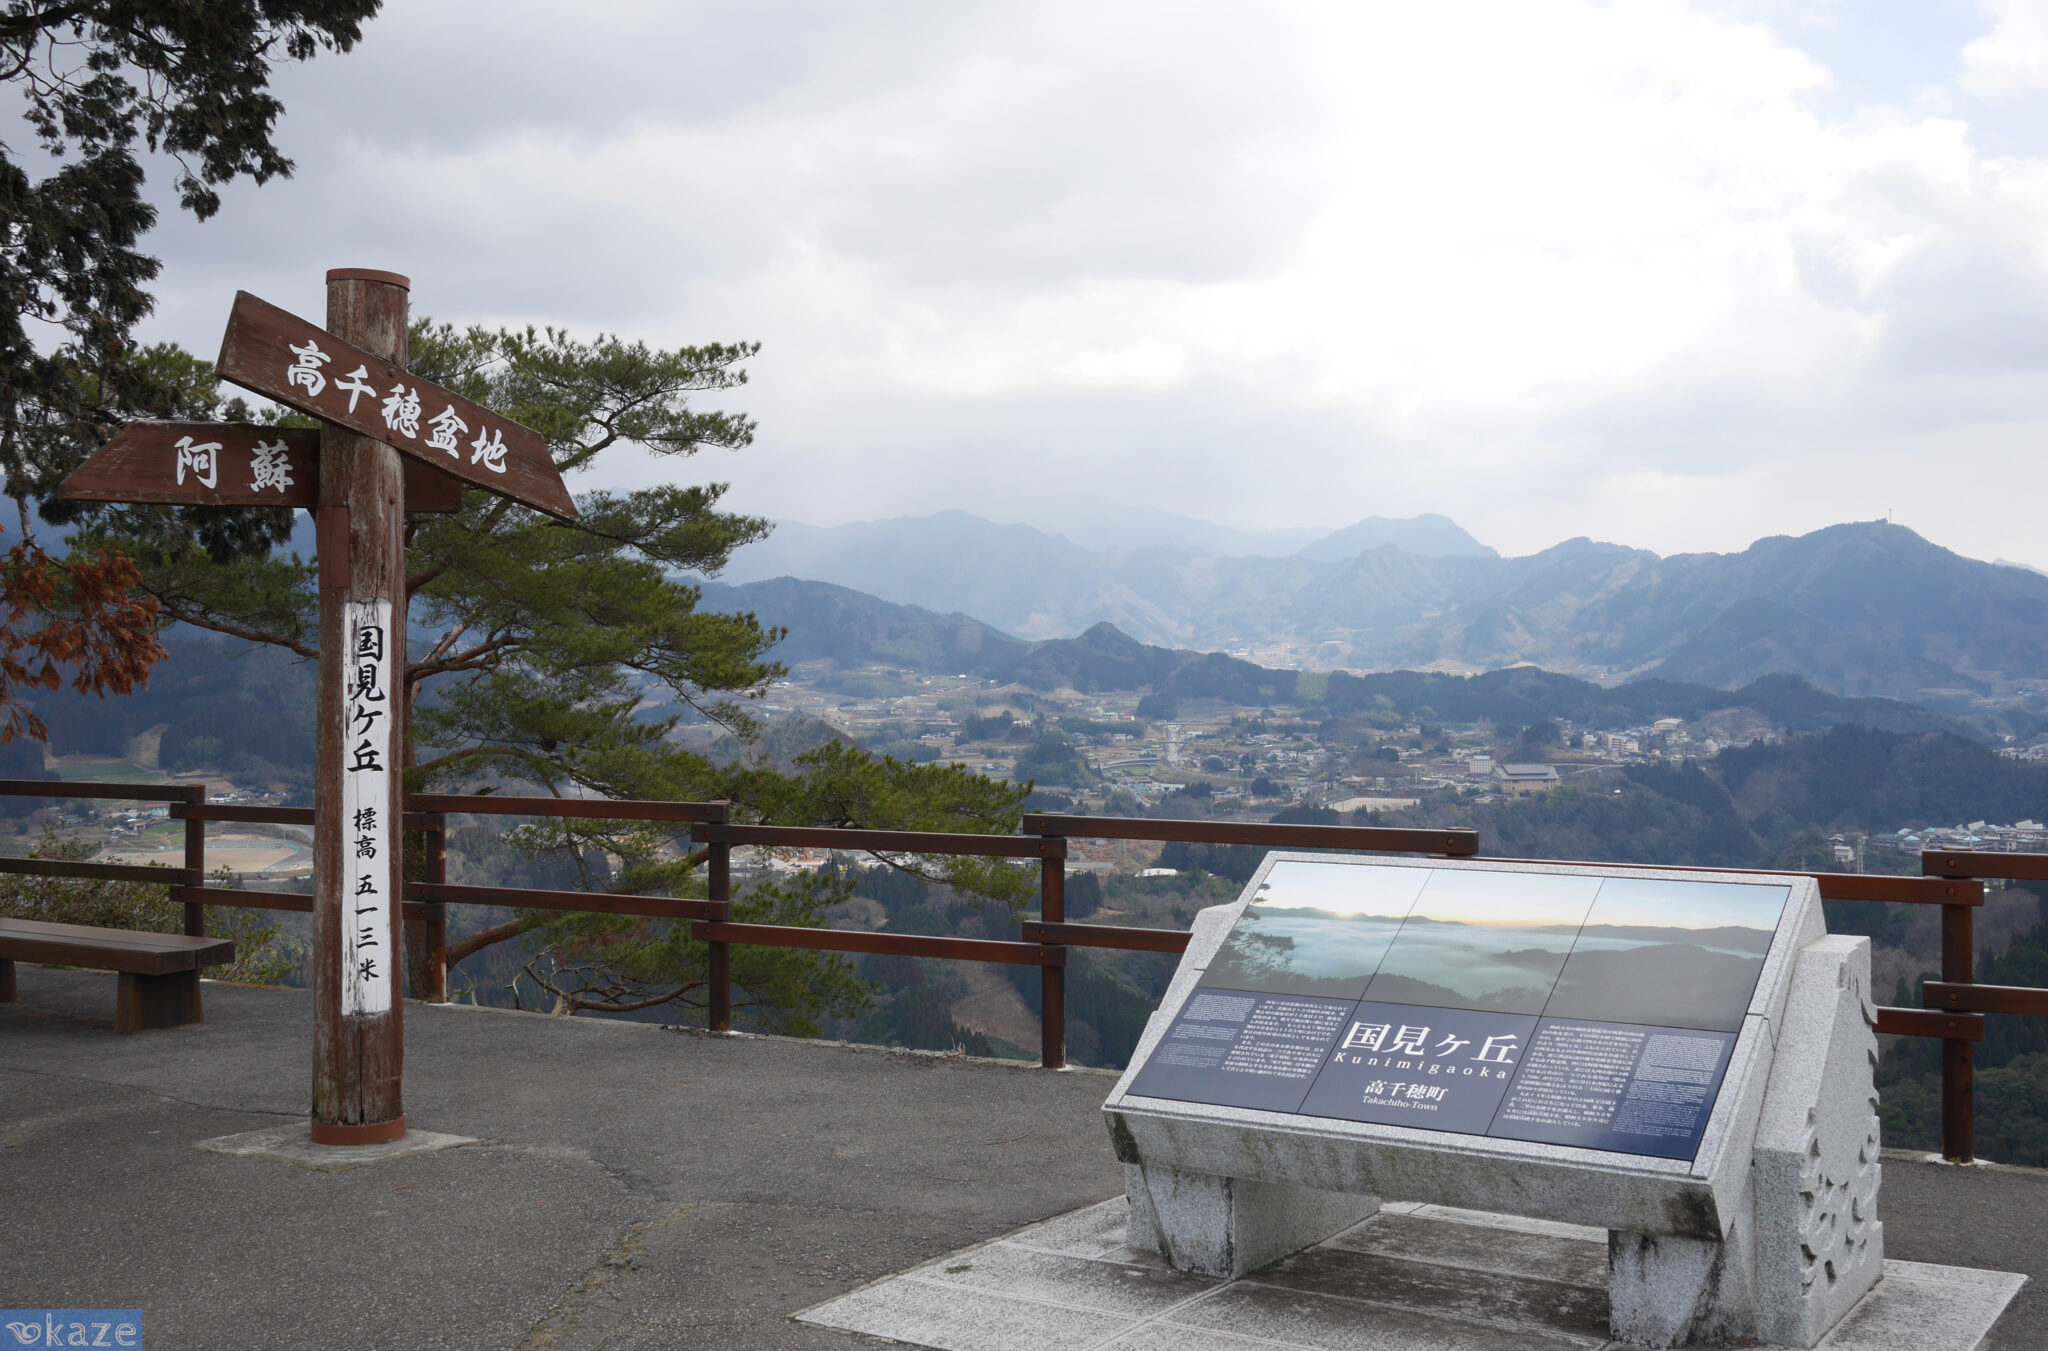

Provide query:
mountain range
left=693, top=577, right=1965, bottom=738
left=711, top=515, right=2048, bottom=698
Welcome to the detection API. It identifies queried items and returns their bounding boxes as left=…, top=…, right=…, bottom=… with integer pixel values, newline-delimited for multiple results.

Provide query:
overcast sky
left=125, top=1, right=2048, bottom=565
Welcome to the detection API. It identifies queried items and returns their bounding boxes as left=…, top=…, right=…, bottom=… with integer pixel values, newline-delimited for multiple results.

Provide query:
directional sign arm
left=215, top=291, right=577, bottom=521
left=60, top=422, right=463, bottom=513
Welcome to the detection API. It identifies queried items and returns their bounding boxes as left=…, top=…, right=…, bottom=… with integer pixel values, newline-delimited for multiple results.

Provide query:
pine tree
left=81, top=321, right=1031, bottom=1029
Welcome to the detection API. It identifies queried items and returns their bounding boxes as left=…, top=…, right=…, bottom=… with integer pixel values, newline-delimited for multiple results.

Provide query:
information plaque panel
left=1127, top=861, right=1788, bottom=1161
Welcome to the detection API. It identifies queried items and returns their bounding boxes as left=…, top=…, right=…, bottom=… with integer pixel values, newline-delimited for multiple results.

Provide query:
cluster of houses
left=1872, top=820, right=2048, bottom=855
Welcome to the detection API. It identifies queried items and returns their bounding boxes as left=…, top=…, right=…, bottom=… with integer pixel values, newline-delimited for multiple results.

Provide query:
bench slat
left=0, top=918, right=234, bottom=974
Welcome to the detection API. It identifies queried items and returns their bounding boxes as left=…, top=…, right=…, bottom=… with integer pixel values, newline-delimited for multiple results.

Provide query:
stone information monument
left=1107, top=855, right=1882, bottom=1348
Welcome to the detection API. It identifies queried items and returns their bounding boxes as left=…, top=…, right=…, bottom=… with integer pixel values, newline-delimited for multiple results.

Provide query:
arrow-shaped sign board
left=215, top=291, right=577, bottom=521
left=62, top=422, right=463, bottom=512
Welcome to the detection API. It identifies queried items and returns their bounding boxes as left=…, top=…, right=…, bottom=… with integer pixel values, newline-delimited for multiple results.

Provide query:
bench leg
left=115, top=970, right=203, bottom=1033
left=0, top=957, right=14, bottom=1003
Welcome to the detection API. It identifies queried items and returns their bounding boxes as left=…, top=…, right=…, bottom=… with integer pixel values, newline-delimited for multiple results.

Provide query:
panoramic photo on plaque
left=1127, top=860, right=1792, bottom=1160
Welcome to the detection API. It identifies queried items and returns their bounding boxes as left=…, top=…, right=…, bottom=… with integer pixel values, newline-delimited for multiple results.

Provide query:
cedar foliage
left=0, top=1, right=381, bottom=737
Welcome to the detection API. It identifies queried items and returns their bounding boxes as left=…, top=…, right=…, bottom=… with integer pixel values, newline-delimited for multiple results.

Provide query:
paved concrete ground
left=1, top=969, right=1125, bottom=1350
left=2, top=967, right=2043, bottom=1350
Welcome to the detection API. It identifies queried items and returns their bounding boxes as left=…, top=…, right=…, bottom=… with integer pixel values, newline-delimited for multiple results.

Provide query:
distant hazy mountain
left=1294, top=513, right=1497, bottom=562
left=716, top=510, right=1500, bottom=641
left=716, top=512, right=1101, bottom=639
left=1045, top=509, right=1328, bottom=556
left=714, top=516, right=2048, bottom=697
left=695, top=577, right=1963, bottom=736
left=693, top=577, right=1029, bottom=676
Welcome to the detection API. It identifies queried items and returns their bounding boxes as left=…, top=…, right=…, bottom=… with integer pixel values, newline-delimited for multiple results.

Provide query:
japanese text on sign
left=340, top=598, right=394, bottom=1017
left=282, top=348, right=506, bottom=475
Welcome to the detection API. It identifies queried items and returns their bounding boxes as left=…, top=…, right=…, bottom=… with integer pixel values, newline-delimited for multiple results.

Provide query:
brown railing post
left=407, top=812, right=449, bottom=1003
left=706, top=800, right=731, bottom=1033
left=1040, top=839, right=1068, bottom=1069
left=1941, top=896, right=1976, bottom=1163
left=179, top=784, right=205, bottom=936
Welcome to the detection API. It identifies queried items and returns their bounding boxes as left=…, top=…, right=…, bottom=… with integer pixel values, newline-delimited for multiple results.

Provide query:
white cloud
left=1962, top=0, right=2048, bottom=94
left=128, top=0, right=2048, bottom=566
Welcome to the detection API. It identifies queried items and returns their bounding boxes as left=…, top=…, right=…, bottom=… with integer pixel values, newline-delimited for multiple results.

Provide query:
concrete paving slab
left=802, top=1199, right=2028, bottom=1351
left=1321, top=1210, right=1609, bottom=1289
left=1099, top=1323, right=1316, bottom=1351
left=1879, top=1153, right=2048, bottom=1351
left=1815, top=1261, right=2028, bottom=1351
left=907, top=1242, right=1216, bottom=1317
left=194, top=1120, right=479, bottom=1171
left=1244, top=1244, right=1612, bottom=1343
left=1406, top=1202, right=1609, bottom=1243
left=1165, top=1282, right=1606, bottom=1351
left=801, top=1277, right=1131, bottom=1350
left=1009, top=1198, right=1140, bottom=1260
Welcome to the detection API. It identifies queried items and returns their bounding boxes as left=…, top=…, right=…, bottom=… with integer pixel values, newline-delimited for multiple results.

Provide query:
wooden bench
left=0, top=917, right=235, bottom=1032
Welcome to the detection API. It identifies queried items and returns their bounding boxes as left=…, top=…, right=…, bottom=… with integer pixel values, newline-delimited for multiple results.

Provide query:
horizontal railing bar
left=0, top=856, right=198, bottom=885
left=1483, top=857, right=1981, bottom=905
left=171, top=803, right=314, bottom=826
left=0, top=778, right=200, bottom=802
left=1024, top=813, right=1477, bottom=856
left=1819, top=875, right=1982, bottom=906
left=1876, top=1006, right=1985, bottom=1040
left=1922, top=981, right=2048, bottom=1017
left=409, top=882, right=723, bottom=921
left=693, top=823, right=1062, bottom=859
left=171, top=803, right=431, bottom=831
left=691, top=920, right=1066, bottom=966
left=1021, top=920, right=1192, bottom=954
left=1923, top=850, right=2048, bottom=882
left=172, top=885, right=313, bottom=914
left=409, top=794, right=729, bottom=824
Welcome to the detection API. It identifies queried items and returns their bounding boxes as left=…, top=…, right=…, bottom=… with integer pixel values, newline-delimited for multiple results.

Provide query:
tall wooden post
left=407, top=811, right=449, bottom=1004
left=1941, top=900, right=1976, bottom=1163
left=63, top=265, right=575, bottom=1141
left=1040, top=847, right=1066, bottom=1069
left=178, top=783, right=206, bottom=937
left=311, top=268, right=410, bottom=1145
left=706, top=800, right=732, bottom=1032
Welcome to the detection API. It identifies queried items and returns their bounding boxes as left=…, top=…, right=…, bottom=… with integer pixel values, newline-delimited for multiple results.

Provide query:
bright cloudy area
left=119, top=0, right=2048, bottom=565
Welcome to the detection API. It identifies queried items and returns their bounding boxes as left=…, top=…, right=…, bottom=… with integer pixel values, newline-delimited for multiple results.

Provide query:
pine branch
left=157, top=605, right=316, bottom=660
left=446, top=913, right=546, bottom=968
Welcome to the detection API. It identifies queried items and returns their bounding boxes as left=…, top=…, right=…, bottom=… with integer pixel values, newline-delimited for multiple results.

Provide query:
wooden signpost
left=63, top=422, right=463, bottom=512
left=216, top=288, right=576, bottom=521
left=60, top=268, right=576, bottom=1146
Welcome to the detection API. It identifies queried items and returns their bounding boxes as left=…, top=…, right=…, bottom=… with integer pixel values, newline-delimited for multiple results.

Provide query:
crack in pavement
left=0, top=1062, right=301, bottom=1120
left=518, top=1203, right=697, bottom=1351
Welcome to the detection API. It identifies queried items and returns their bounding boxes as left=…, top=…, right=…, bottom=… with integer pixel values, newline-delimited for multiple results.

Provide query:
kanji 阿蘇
left=174, top=436, right=220, bottom=490
left=248, top=439, right=295, bottom=493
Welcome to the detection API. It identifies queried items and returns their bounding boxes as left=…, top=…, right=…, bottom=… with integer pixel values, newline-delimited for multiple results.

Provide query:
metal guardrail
left=0, top=779, right=2036, bottom=1158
